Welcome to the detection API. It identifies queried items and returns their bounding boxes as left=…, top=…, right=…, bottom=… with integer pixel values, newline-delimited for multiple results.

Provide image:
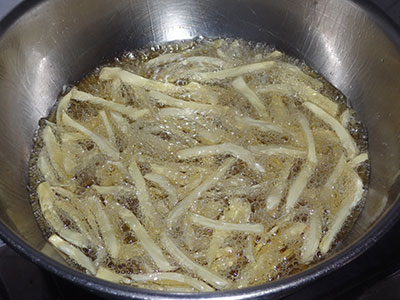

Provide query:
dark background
left=370, top=0, right=400, bottom=24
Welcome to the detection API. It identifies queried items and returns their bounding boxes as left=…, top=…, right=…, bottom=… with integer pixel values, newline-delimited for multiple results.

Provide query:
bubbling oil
left=29, top=37, right=369, bottom=291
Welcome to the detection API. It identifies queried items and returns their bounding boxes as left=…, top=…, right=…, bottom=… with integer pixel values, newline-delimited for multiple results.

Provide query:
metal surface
left=0, top=0, right=399, bottom=299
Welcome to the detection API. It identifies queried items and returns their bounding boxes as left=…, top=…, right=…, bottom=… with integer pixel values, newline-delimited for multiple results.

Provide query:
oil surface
left=29, top=38, right=369, bottom=291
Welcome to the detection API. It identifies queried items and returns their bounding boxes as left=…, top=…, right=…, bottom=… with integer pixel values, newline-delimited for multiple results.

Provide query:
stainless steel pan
left=0, top=0, right=399, bottom=298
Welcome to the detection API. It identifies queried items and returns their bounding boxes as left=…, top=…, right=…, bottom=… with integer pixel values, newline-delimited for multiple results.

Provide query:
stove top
left=0, top=0, right=399, bottom=299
